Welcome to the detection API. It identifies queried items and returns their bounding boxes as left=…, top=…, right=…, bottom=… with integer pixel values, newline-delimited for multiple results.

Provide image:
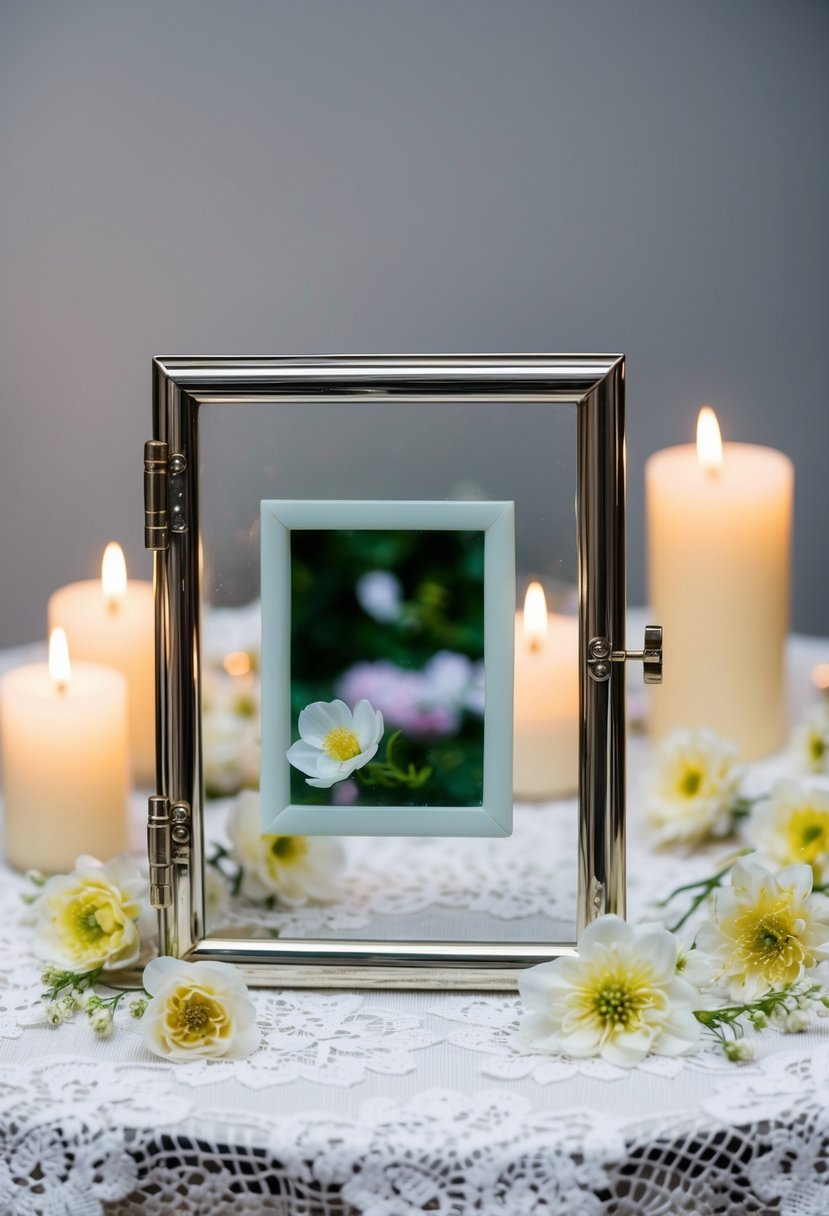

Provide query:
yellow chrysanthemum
left=696, top=857, right=829, bottom=1000
left=750, top=781, right=829, bottom=883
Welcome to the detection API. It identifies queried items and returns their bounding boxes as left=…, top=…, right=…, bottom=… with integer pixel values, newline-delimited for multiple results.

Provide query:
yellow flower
left=34, top=854, right=151, bottom=972
left=793, top=706, right=829, bottom=774
left=140, top=957, right=259, bottom=1061
left=749, top=780, right=829, bottom=883
left=518, top=916, right=702, bottom=1067
left=226, top=790, right=345, bottom=904
left=695, top=857, right=829, bottom=1000
left=645, top=728, right=742, bottom=847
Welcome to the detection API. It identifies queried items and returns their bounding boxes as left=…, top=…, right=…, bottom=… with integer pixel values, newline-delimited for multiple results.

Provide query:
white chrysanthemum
left=645, top=728, right=742, bottom=847
left=518, top=916, right=702, bottom=1067
left=140, top=956, right=259, bottom=1061
left=34, top=854, right=153, bottom=972
left=749, top=780, right=829, bottom=884
left=695, top=857, right=829, bottom=1001
left=226, top=790, right=345, bottom=905
left=287, top=698, right=383, bottom=789
left=793, top=706, right=829, bottom=775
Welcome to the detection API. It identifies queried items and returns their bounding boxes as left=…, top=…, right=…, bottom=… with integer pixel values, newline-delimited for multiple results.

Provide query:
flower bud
left=43, top=1000, right=64, bottom=1026
left=723, top=1039, right=755, bottom=1062
left=782, top=1009, right=810, bottom=1034
left=129, top=998, right=148, bottom=1019
left=748, top=1010, right=769, bottom=1030
left=88, top=1007, right=114, bottom=1037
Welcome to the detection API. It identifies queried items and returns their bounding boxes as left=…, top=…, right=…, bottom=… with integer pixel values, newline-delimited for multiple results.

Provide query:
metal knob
left=587, top=625, right=664, bottom=685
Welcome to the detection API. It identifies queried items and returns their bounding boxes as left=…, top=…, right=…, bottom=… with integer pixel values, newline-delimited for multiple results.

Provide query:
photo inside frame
left=198, top=397, right=579, bottom=944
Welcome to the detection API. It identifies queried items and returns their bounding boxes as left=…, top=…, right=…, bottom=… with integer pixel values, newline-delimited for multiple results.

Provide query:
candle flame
left=102, top=542, right=128, bottom=609
left=223, top=650, right=252, bottom=677
left=696, top=406, right=723, bottom=474
left=523, top=582, right=548, bottom=651
left=49, top=627, right=72, bottom=693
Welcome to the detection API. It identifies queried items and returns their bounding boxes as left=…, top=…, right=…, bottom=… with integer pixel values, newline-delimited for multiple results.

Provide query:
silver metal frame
left=147, top=354, right=628, bottom=989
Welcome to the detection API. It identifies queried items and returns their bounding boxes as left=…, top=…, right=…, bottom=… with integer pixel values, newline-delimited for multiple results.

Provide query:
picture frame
left=146, top=354, right=630, bottom=989
left=259, top=498, right=515, bottom=838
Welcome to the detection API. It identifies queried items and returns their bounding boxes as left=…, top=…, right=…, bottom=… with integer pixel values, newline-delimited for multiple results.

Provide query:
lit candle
left=48, top=543, right=155, bottom=784
left=0, top=628, right=129, bottom=872
left=646, top=408, right=793, bottom=758
left=513, top=582, right=580, bottom=800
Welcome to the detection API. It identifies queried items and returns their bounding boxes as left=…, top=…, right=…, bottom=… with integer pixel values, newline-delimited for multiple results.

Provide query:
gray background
left=1, top=0, right=827, bottom=646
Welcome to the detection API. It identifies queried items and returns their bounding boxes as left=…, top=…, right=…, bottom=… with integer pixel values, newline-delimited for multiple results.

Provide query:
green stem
left=658, top=860, right=739, bottom=933
left=359, top=731, right=432, bottom=791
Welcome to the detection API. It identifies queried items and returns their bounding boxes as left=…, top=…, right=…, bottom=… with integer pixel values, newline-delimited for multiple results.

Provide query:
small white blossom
left=140, top=956, right=259, bottom=1061
left=287, top=698, right=383, bottom=789
left=226, top=791, right=345, bottom=905
left=88, top=1007, right=114, bottom=1037
left=43, top=1000, right=65, bottom=1026
left=355, top=571, right=403, bottom=624
left=518, top=915, right=702, bottom=1067
left=696, top=857, right=829, bottom=1001
left=723, top=1039, right=755, bottom=1062
left=644, top=728, right=742, bottom=847
left=749, top=780, right=829, bottom=883
left=781, top=1008, right=810, bottom=1033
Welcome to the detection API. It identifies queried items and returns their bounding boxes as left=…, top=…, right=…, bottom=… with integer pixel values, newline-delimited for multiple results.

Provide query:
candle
left=513, top=582, right=580, bottom=800
left=48, top=543, right=155, bottom=784
left=646, top=407, right=793, bottom=759
left=1, top=628, right=130, bottom=872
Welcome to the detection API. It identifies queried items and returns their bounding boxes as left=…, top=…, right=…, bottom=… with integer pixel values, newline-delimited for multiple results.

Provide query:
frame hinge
left=144, top=440, right=169, bottom=550
left=587, top=625, right=663, bottom=684
left=147, top=796, right=192, bottom=909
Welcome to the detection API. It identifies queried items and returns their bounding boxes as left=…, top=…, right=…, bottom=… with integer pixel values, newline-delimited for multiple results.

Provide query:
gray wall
left=1, top=0, right=827, bottom=646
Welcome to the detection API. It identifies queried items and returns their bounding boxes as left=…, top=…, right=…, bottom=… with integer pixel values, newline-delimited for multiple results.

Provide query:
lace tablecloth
left=1, top=633, right=828, bottom=1216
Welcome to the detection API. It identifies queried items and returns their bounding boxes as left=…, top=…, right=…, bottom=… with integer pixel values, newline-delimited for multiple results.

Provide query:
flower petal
left=297, top=700, right=353, bottom=745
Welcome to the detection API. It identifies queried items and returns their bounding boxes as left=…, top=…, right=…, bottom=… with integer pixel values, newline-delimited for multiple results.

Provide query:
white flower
left=781, top=1008, right=810, bottom=1033
left=88, top=1007, right=114, bottom=1037
left=723, top=1038, right=755, bottom=1062
left=517, top=915, right=702, bottom=1067
left=695, top=857, right=829, bottom=1001
left=202, top=705, right=260, bottom=798
left=644, top=728, right=742, bottom=847
left=287, top=698, right=383, bottom=789
left=226, top=790, right=345, bottom=905
left=793, top=705, right=829, bottom=774
left=675, top=936, right=718, bottom=990
left=748, top=779, right=829, bottom=883
left=140, top=956, right=259, bottom=1061
left=34, top=854, right=153, bottom=972
left=355, top=571, right=403, bottom=623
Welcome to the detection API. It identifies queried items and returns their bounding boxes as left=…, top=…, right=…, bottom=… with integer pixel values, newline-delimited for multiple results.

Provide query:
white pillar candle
left=513, top=582, right=580, bottom=800
left=646, top=407, right=793, bottom=759
left=1, top=629, right=130, bottom=873
left=48, top=543, right=155, bottom=784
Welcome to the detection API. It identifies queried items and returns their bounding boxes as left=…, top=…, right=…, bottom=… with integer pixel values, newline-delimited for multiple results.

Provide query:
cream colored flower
left=287, top=698, right=383, bottom=788
left=645, top=728, right=742, bottom=847
left=695, top=857, right=829, bottom=1000
left=793, top=706, right=829, bottom=774
left=140, top=956, right=259, bottom=1061
left=226, top=790, right=345, bottom=904
left=749, top=780, right=829, bottom=883
left=518, top=916, right=702, bottom=1067
left=34, top=854, right=152, bottom=972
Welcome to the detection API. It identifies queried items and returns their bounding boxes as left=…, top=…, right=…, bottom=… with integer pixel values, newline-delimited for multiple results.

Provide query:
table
left=1, top=633, right=828, bottom=1215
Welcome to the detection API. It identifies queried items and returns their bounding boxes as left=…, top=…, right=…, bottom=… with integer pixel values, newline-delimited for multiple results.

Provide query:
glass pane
left=198, top=398, right=579, bottom=943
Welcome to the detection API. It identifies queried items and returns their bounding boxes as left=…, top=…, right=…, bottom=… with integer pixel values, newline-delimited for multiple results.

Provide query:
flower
left=336, top=652, right=485, bottom=741
left=695, top=857, right=829, bottom=1000
left=355, top=570, right=403, bottom=623
left=287, top=698, right=383, bottom=788
left=517, top=915, right=702, bottom=1067
left=140, top=956, right=259, bottom=1061
left=34, top=854, right=152, bottom=972
left=793, top=706, right=829, bottom=774
left=226, top=790, right=345, bottom=904
left=644, top=728, right=742, bottom=847
left=723, top=1038, right=755, bottom=1062
left=748, top=780, right=829, bottom=883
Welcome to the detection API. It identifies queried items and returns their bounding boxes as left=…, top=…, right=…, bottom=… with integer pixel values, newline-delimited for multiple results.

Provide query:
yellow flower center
left=166, top=989, right=230, bottom=1046
left=322, top=726, right=362, bottom=762
left=592, top=980, right=647, bottom=1029
left=785, top=808, right=829, bottom=874
left=732, top=900, right=806, bottom=980
left=62, top=891, right=125, bottom=951
left=809, top=733, right=826, bottom=764
left=678, top=767, right=703, bottom=798
left=267, top=835, right=308, bottom=864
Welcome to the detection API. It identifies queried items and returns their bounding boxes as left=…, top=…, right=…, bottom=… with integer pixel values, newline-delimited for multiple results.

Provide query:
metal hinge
left=587, top=625, right=663, bottom=684
left=144, top=441, right=188, bottom=550
left=147, top=795, right=191, bottom=909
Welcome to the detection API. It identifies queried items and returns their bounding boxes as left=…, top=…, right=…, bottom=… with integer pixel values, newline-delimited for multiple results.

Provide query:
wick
left=55, top=680, right=69, bottom=696
left=528, top=638, right=543, bottom=655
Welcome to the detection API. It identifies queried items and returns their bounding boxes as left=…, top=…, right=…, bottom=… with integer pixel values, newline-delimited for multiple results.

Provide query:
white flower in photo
left=644, top=727, right=742, bottom=847
left=695, top=857, right=829, bottom=1001
left=518, top=916, right=702, bottom=1067
left=226, top=790, right=345, bottom=905
left=287, top=698, right=383, bottom=788
left=748, top=779, right=829, bottom=883
left=793, top=705, right=829, bottom=774
left=355, top=570, right=403, bottom=623
left=34, top=854, right=153, bottom=972
left=141, top=956, right=259, bottom=1061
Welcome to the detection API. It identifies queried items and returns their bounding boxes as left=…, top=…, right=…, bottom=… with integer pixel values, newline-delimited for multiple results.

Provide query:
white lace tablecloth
left=1, top=632, right=828, bottom=1216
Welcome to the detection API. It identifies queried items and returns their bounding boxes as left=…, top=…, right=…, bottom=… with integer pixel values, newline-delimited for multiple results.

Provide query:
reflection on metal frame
left=147, top=355, right=630, bottom=989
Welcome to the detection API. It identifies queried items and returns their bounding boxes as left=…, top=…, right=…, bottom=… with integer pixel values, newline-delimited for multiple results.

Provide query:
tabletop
left=1, top=630, right=828, bottom=1216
